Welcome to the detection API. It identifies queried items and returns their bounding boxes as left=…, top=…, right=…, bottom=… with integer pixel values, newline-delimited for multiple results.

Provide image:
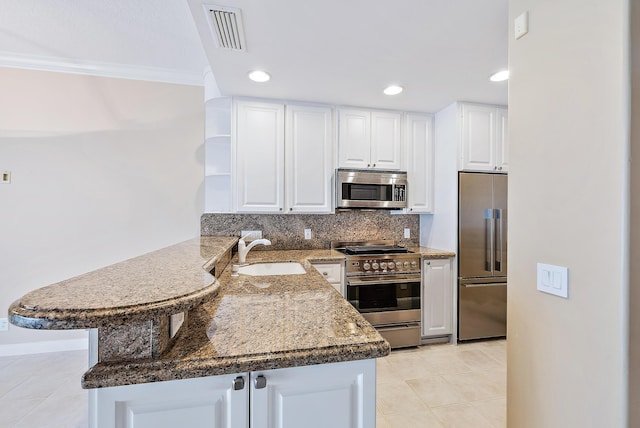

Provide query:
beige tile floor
left=0, top=339, right=505, bottom=428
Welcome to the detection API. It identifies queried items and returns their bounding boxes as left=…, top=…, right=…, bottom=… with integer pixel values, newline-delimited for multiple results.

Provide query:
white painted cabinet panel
left=338, top=109, right=402, bottom=170
left=235, top=101, right=285, bottom=212
left=311, top=262, right=345, bottom=295
left=93, top=360, right=376, bottom=428
left=371, top=111, right=402, bottom=169
left=460, top=103, right=508, bottom=172
left=405, top=113, right=434, bottom=213
left=94, top=373, right=248, bottom=428
left=422, top=258, right=453, bottom=337
left=338, top=109, right=371, bottom=169
left=496, top=108, right=509, bottom=172
left=285, top=104, right=333, bottom=213
left=250, top=359, right=376, bottom=428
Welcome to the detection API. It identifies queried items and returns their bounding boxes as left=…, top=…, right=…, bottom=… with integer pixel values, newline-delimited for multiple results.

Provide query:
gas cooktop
left=332, top=241, right=414, bottom=256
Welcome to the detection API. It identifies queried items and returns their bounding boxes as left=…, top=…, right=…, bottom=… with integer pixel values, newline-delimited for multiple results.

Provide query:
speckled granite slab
left=201, top=211, right=420, bottom=250
left=412, top=247, right=456, bottom=258
left=8, top=237, right=237, bottom=329
left=82, top=250, right=390, bottom=389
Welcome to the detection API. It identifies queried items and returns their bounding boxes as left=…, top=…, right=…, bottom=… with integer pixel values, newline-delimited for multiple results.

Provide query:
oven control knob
left=372, top=262, right=379, bottom=270
left=387, top=262, right=395, bottom=269
left=363, top=262, right=371, bottom=271
left=380, top=262, right=387, bottom=270
left=410, top=261, right=417, bottom=268
left=403, top=261, right=409, bottom=268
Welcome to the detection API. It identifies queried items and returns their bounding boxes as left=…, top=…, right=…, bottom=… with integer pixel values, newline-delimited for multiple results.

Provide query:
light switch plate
left=404, top=228, right=411, bottom=239
left=0, top=318, right=8, bottom=331
left=537, top=263, right=568, bottom=298
left=515, top=11, right=529, bottom=39
left=304, top=229, right=312, bottom=240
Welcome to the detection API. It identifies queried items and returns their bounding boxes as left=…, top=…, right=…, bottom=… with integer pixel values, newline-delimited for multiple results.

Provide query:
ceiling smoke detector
left=204, top=5, right=247, bottom=51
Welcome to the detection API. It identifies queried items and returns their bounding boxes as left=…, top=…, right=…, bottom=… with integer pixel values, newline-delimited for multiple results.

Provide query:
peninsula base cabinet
left=422, top=258, right=453, bottom=338
left=91, top=359, right=375, bottom=428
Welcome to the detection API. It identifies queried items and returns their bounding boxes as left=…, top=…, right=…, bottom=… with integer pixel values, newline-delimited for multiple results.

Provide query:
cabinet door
left=405, top=113, right=434, bottom=213
left=338, top=109, right=371, bottom=168
left=460, top=104, right=496, bottom=172
left=285, top=104, right=333, bottom=213
left=371, top=111, right=402, bottom=169
left=422, top=258, right=453, bottom=337
left=312, top=262, right=345, bottom=295
left=235, top=101, right=285, bottom=212
left=496, top=108, right=509, bottom=172
left=250, top=359, right=376, bottom=428
left=94, top=373, right=249, bottom=428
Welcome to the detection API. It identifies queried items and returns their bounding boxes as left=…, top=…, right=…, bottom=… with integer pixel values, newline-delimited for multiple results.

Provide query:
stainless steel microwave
left=336, top=169, right=408, bottom=209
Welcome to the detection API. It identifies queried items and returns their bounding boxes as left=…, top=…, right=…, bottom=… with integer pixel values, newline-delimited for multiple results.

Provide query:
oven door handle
left=347, top=277, right=421, bottom=286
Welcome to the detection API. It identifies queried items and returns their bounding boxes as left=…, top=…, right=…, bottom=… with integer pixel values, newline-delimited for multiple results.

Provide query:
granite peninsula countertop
left=82, top=248, right=388, bottom=388
left=8, top=237, right=237, bottom=329
left=8, top=237, right=454, bottom=389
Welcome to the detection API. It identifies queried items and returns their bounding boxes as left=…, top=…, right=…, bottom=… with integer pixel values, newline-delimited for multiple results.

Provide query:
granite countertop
left=8, top=237, right=237, bottom=329
left=8, top=237, right=454, bottom=389
left=411, top=246, right=456, bottom=258
left=82, top=248, right=388, bottom=389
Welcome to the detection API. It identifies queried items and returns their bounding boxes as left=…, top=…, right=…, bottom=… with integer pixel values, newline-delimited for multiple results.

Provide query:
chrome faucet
left=237, top=234, right=272, bottom=264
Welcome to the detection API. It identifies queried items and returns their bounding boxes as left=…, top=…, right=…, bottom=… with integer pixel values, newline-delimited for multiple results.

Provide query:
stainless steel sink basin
left=237, top=262, right=306, bottom=276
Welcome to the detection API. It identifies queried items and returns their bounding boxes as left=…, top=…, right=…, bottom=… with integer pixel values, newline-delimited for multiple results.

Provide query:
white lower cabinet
left=311, top=262, right=345, bottom=295
left=422, top=258, right=453, bottom=337
left=92, top=359, right=375, bottom=428
left=251, top=359, right=375, bottom=428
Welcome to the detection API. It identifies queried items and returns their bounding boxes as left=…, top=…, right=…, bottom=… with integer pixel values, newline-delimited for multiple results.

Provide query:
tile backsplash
left=201, top=211, right=419, bottom=250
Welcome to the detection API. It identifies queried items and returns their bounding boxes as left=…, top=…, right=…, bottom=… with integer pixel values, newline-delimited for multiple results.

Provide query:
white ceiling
left=0, top=0, right=508, bottom=113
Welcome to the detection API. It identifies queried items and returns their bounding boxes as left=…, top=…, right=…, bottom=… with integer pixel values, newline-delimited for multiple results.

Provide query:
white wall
left=507, top=0, right=629, bottom=426
left=0, top=68, right=204, bottom=347
left=420, top=102, right=458, bottom=252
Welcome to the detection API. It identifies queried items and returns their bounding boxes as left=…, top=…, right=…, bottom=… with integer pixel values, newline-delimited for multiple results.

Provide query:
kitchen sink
left=237, top=262, right=306, bottom=276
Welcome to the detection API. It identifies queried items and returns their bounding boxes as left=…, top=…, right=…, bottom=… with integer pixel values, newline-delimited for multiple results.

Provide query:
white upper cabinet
left=285, top=104, right=333, bottom=213
left=496, top=107, right=509, bottom=171
left=405, top=113, right=435, bottom=213
left=235, top=100, right=286, bottom=212
left=234, top=100, right=333, bottom=214
left=338, top=109, right=402, bottom=170
left=459, top=103, right=508, bottom=172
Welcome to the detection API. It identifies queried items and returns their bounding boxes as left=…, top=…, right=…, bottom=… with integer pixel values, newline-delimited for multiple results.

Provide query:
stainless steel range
left=332, top=240, right=421, bottom=349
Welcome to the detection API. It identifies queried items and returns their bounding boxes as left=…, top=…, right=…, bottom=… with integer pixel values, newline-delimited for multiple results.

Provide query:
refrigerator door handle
left=495, top=209, right=503, bottom=272
left=484, top=209, right=494, bottom=272
left=461, top=282, right=506, bottom=288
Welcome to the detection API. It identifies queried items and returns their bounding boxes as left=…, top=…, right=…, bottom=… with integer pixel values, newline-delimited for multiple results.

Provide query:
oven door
left=347, top=275, right=421, bottom=348
left=346, top=276, right=420, bottom=314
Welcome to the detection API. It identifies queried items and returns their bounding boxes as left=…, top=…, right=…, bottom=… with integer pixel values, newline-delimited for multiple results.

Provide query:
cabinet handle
left=426, top=261, right=430, bottom=265
left=494, top=166, right=498, bottom=170
left=233, top=376, right=245, bottom=390
left=367, top=164, right=371, bottom=168
left=373, top=163, right=376, bottom=167
left=279, top=207, right=283, bottom=211
left=498, top=166, right=502, bottom=171
left=255, top=375, right=267, bottom=389
left=322, top=271, right=328, bottom=276
left=289, top=208, right=293, bottom=211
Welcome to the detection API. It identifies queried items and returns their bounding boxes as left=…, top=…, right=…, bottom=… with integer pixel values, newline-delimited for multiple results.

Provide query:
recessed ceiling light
left=489, top=70, right=509, bottom=82
left=383, top=85, right=403, bottom=96
left=248, top=70, right=271, bottom=83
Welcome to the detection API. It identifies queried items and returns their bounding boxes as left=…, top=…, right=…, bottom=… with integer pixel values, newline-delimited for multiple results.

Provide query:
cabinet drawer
left=312, top=263, right=343, bottom=284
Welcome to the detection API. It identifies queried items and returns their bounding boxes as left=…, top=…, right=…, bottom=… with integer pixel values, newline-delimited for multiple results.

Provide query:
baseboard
left=0, top=338, right=88, bottom=357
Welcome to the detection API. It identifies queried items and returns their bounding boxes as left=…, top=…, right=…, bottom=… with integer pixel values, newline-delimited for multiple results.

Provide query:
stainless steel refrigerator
left=458, top=172, right=507, bottom=341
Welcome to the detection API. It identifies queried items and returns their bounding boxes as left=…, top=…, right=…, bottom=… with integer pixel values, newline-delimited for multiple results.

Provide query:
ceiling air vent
left=204, top=5, right=247, bottom=51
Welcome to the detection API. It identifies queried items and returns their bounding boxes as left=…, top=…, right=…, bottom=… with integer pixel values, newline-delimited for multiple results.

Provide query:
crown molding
left=0, top=51, right=205, bottom=86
